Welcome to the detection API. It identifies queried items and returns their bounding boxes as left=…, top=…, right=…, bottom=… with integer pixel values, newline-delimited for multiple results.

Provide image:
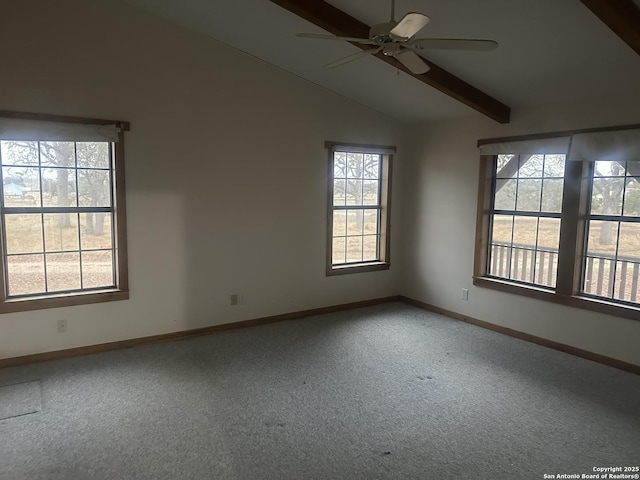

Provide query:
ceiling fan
left=296, top=0, right=498, bottom=74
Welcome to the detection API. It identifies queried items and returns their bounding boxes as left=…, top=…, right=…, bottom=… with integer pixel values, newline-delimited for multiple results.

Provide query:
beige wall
left=400, top=93, right=640, bottom=366
left=2, top=0, right=639, bottom=367
left=0, top=0, right=403, bottom=359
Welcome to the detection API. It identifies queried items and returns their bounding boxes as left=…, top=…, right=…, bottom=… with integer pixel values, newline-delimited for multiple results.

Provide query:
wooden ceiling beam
left=580, top=0, right=640, bottom=56
left=270, top=0, right=511, bottom=123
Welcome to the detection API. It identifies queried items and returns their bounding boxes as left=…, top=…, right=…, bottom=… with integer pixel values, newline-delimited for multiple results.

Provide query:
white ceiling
left=122, top=0, right=640, bottom=124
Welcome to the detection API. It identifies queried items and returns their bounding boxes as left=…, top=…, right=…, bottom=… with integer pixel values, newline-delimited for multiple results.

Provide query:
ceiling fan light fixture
left=389, top=12, right=430, bottom=40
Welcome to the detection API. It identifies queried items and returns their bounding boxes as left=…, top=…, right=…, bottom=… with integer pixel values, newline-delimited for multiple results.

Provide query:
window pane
left=362, top=180, right=379, bottom=206
left=77, top=142, right=109, bottom=169
left=0, top=141, right=38, bottom=166
left=617, top=222, right=640, bottom=258
left=591, top=178, right=624, bottom=216
left=363, top=155, right=379, bottom=179
left=363, top=235, right=378, bottom=261
left=623, top=178, right=640, bottom=216
left=543, top=155, right=565, bottom=177
left=594, top=161, right=625, bottom=177
left=536, top=218, right=560, bottom=251
left=44, top=213, right=79, bottom=252
left=513, top=216, right=537, bottom=247
left=4, top=214, right=43, bottom=254
left=78, top=169, right=110, bottom=207
left=332, top=238, right=346, bottom=265
left=7, top=254, right=45, bottom=296
left=534, top=249, right=558, bottom=288
left=46, top=252, right=81, bottom=292
left=345, top=180, right=363, bottom=206
left=515, top=179, right=542, bottom=211
left=586, top=221, right=619, bottom=257
left=585, top=221, right=619, bottom=297
left=346, top=153, right=363, bottom=179
left=39, top=142, right=75, bottom=168
left=333, top=152, right=346, bottom=178
left=347, top=210, right=363, bottom=236
left=491, top=214, right=513, bottom=244
left=80, top=213, right=113, bottom=250
left=333, top=179, right=346, bottom=206
left=363, top=210, right=379, bottom=235
left=518, top=154, right=544, bottom=178
left=81, top=250, right=114, bottom=288
left=2, top=167, right=41, bottom=207
left=333, top=211, right=346, bottom=236
left=613, top=260, right=640, bottom=303
left=540, top=178, right=564, bottom=213
left=489, top=243, right=511, bottom=278
left=494, top=179, right=516, bottom=210
left=496, top=155, right=517, bottom=178
left=346, top=236, right=363, bottom=263
left=42, top=168, right=76, bottom=207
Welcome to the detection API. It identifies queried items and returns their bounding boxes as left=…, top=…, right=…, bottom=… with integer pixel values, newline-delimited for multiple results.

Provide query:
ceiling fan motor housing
left=369, top=22, right=397, bottom=43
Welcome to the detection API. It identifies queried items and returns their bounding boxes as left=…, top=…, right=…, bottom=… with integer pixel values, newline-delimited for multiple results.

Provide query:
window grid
left=582, top=161, right=640, bottom=303
left=487, top=154, right=565, bottom=289
left=325, top=148, right=395, bottom=275
left=0, top=140, right=116, bottom=298
left=330, top=151, right=385, bottom=268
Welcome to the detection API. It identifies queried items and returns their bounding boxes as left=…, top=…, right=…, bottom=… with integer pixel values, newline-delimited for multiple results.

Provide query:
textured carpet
left=0, top=381, right=41, bottom=420
left=0, top=302, right=638, bottom=480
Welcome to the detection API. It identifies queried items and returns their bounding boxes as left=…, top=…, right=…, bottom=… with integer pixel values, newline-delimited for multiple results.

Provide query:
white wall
left=0, top=0, right=403, bottom=359
left=401, top=92, right=640, bottom=366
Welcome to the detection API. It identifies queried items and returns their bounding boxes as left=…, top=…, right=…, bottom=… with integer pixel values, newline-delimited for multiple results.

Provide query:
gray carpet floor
left=1, top=302, right=639, bottom=480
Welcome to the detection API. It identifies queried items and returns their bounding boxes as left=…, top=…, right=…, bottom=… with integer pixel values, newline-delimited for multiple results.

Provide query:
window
left=583, top=160, right=640, bottom=303
left=474, top=126, right=640, bottom=320
left=0, top=111, right=129, bottom=313
left=326, top=142, right=393, bottom=275
left=489, top=153, right=565, bottom=288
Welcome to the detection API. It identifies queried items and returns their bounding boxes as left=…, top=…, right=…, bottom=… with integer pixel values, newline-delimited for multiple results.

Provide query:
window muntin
left=327, top=144, right=392, bottom=274
left=0, top=140, right=116, bottom=297
left=582, top=161, right=640, bottom=303
left=488, top=154, right=565, bottom=288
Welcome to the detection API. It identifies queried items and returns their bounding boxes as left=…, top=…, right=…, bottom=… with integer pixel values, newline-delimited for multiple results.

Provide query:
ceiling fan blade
left=325, top=47, right=382, bottom=69
left=296, top=33, right=378, bottom=45
left=410, top=38, right=499, bottom=51
left=389, top=13, right=430, bottom=40
left=395, top=50, right=430, bottom=74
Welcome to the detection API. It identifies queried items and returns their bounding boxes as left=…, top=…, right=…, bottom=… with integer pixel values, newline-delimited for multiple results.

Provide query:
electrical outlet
left=461, top=288, right=469, bottom=301
left=230, top=294, right=238, bottom=306
left=57, top=319, right=68, bottom=333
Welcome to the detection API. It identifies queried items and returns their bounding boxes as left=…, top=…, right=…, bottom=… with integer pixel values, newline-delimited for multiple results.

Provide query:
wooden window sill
left=0, top=289, right=129, bottom=314
left=327, top=262, right=390, bottom=276
left=473, top=276, right=640, bottom=322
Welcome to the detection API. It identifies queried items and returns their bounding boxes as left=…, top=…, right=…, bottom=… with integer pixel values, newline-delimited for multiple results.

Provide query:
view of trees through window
left=331, top=151, right=381, bottom=265
left=489, top=154, right=565, bottom=288
left=0, top=140, right=115, bottom=296
left=584, top=161, right=640, bottom=303
left=488, top=154, right=640, bottom=303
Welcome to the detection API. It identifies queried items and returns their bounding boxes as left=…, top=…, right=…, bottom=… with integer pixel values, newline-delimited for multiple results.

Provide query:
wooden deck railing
left=489, top=243, right=640, bottom=302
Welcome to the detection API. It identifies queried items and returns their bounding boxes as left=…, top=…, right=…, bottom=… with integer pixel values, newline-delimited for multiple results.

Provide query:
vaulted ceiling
left=122, top=0, right=640, bottom=124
